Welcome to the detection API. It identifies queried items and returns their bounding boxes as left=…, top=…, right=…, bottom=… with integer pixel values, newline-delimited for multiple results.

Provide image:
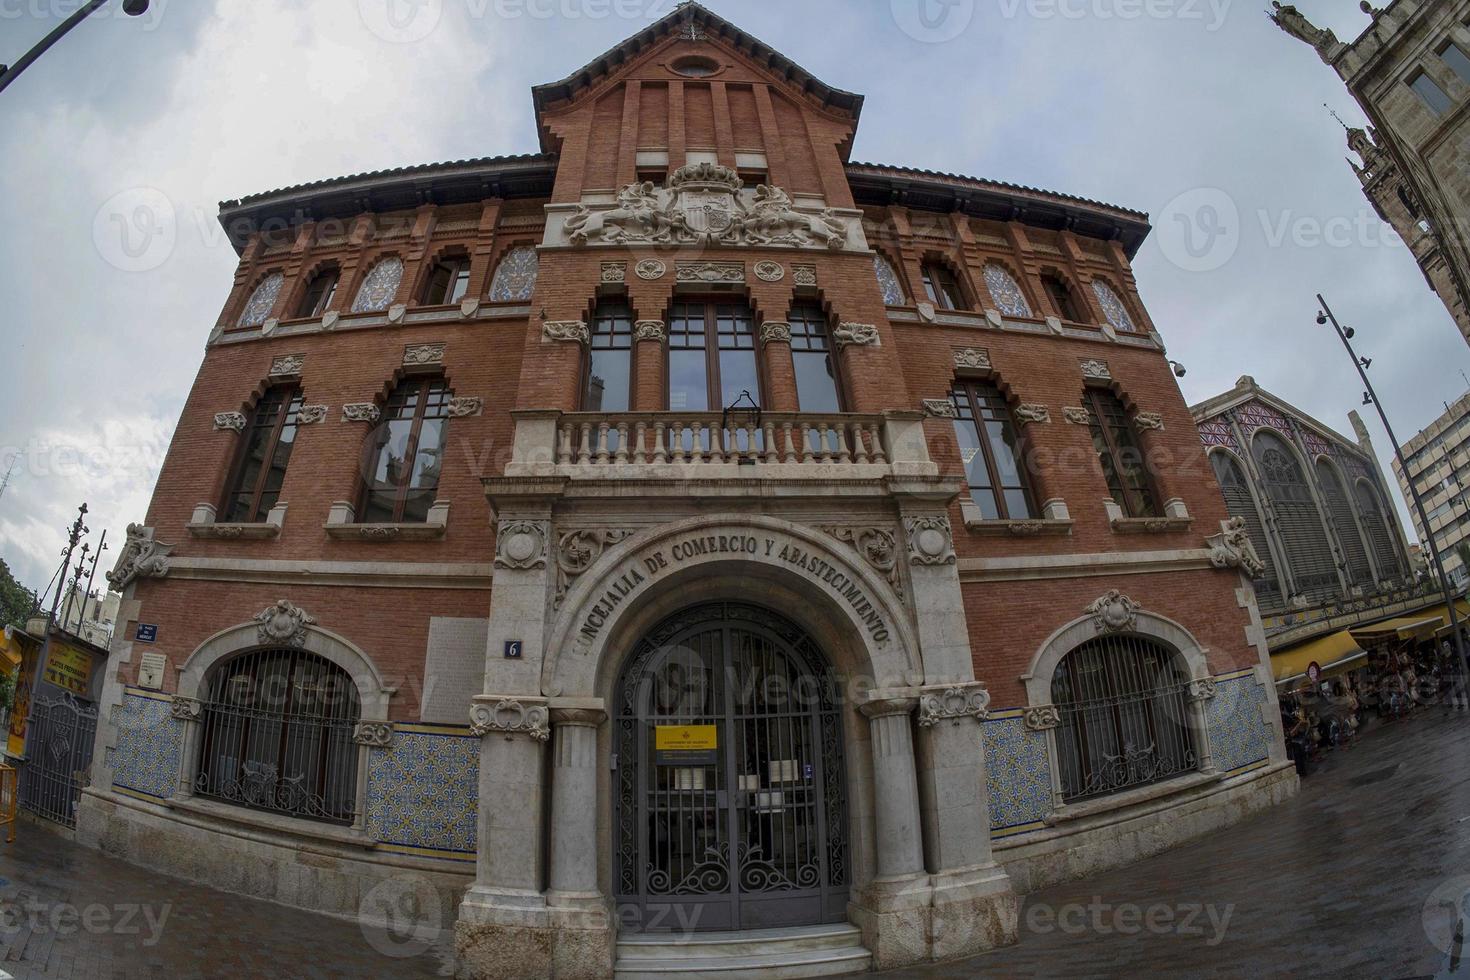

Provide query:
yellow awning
left=1272, top=630, right=1365, bottom=684
left=1351, top=615, right=1444, bottom=643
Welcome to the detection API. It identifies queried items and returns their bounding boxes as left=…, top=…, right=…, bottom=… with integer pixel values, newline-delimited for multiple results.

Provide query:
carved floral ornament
left=269, top=353, right=305, bottom=378
left=1086, top=590, right=1140, bottom=634
left=297, top=405, right=329, bottom=425
left=254, top=599, right=317, bottom=647
left=600, top=262, right=626, bottom=284
left=1206, top=516, right=1267, bottom=578
left=918, top=684, right=991, bottom=727
left=1188, top=677, right=1218, bottom=702
left=1080, top=359, right=1111, bottom=380
left=169, top=695, right=202, bottom=721
left=563, top=164, right=852, bottom=251
left=447, top=396, right=484, bottom=418
left=1133, top=411, right=1165, bottom=431
left=470, top=699, right=550, bottom=741
left=1023, top=704, right=1061, bottom=731
left=832, top=323, right=879, bottom=348
left=106, top=524, right=172, bottom=590
left=754, top=260, right=785, bottom=282
left=677, top=261, right=744, bottom=284
left=1015, top=404, right=1051, bottom=425
left=922, top=399, right=958, bottom=419
left=635, top=259, right=666, bottom=280
left=822, top=525, right=905, bottom=603
left=1062, top=406, right=1092, bottom=425
left=555, top=527, right=633, bottom=608
left=542, top=320, right=591, bottom=345
left=353, top=721, right=395, bottom=747
left=634, top=321, right=666, bottom=342
left=792, top=265, right=817, bottom=286
left=341, top=403, right=381, bottom=424
left=213, top=412, right=247, bottom=432
left=495, top=520, right=549, bottom=570
left=904, top=515, right=955, bottom=566
left=403, top=343, right=445, bottom=366
left=952, top=347, right=991, bottom=370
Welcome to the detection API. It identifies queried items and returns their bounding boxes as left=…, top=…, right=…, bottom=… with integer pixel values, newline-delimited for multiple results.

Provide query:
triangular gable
left=1190, top=378, right=1373, bottom=464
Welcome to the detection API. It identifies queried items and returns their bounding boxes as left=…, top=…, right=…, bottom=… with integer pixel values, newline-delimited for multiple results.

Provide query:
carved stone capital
left=550, top=707, right=608, bottom=728
left=169, top=696, right=202, bottom=722
left=832, top=322, right=880, bottom=348
left=904, top=515, right=956, bottom=566
left=341, top=403, right=381, bottom=424
left=759, top=321, right=791, bottom=345
left=448, top=396, right=483, bottom=418
left=254, top=599, right=317, bottom=647
left=106, top=523, right=172, bottom=590
left=1015, top=404, right=1051, bottom=425
left=922, top=398, right=957, bottom=419
left=1062, top=406, right=1092, bottom=425
left=353, top=721, right=395, bottom=747
left=495, top=520, right=549, bottom=570
left=542, top=320, right=590, bottom=345
left=297, top=405, right=328, bottom=425
left=1188, top=677, right=1218, bottom=702
left=859, top=695, right=918, bottom=720
left=213, top=412, right=247, bottom=433
left=471, top=698, right=550, bottom=741
left=1133, top=411, right=1164, bottom=431
left=634, top=321, right=666, bottom=342
left=1023, top=704, right=1061, bottom=731
left=918, top=683, right=991, bottom=727
left=1086, top=589, right=1140, bottom=634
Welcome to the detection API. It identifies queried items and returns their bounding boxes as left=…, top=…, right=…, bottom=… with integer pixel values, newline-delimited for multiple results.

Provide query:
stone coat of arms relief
left=559, top=162, right=855, bottom=250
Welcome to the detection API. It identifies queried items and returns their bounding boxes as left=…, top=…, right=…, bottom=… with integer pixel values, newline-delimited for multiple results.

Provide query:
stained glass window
left=489, top=246, right=539, bottom=302
left=982, top=263, right=1031, bottom=318
left=351, top=257, right=404, bottom=313
left=873, top=254, right=905, bottom=306
left=237, top=272, right=284, bottom=327
left=1091, top=280, right=1137, bottom=333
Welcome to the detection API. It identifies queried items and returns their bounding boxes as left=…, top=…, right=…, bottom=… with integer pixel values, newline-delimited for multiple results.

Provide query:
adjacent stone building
left=84, top=7, right=1292, bottom=977
left=1191, top=377, right=1436, bottom=686
left=1395, top=388, right=1470, bottom=587
left=1271, top=0, right=1470, bottom=344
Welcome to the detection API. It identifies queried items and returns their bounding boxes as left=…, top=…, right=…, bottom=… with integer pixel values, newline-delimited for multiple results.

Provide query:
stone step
left=615, top=924, right=871, bottom=979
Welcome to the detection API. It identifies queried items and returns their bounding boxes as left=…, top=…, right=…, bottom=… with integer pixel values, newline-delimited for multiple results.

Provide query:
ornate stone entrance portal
left=613, top=602, right=849, bottom=932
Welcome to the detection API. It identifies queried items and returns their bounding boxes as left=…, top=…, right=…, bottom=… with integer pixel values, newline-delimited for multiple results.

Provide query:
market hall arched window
left=1050, top=634, right=1198, bottom=802
left=194, top=648, right=360, bottom=825
left=359, top=377, right=452, bottom=523
left=1355, top=479, right=1404, bottom=583
left=1082, top=388, right=1159, bottom=518
left=297, top=266, right=339, bottom=318
left=583, top=299, right=634, bottom=412
left=920, top=260, right=966, bottom=311
left=420, top=254, right=472, bottom=306
left=950, top=381, right=1034, bottom=520
left=1210, top=450, right=1283, bottom=611
left=221, top=385, right=305, bottom=523
left=788, top=303, right=841, bottom=413
left=1251, top=431, right=1339, bottom=603
left=1315, top=459, right=1373, bottom=589
left=667, top=300, right=759, bottom=411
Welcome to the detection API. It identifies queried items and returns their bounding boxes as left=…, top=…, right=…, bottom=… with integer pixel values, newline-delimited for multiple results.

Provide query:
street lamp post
left=0, top=0, right=149, bottom=97
left=1316, top=293, right=1470, bottom=702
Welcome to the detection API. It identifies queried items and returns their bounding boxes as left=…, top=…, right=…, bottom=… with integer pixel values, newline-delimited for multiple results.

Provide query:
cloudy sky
left=0, top=0, right=1465, bottom=599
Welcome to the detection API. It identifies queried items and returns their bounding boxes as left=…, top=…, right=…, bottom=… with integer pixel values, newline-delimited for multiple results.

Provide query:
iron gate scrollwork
left=614, top=602, right=849, bottom=932
left=18, top=692, right=98, bottom=827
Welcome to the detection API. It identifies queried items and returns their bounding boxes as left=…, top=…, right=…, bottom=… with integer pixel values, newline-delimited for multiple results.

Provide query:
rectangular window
left=666, top=301, right=761, bottom=412
left=1082, top=388, right=1159, bottom=518
left=950, top=382, right=1034, bottom=520
left=1440, top=41, right=1470, bottom=84
left=1409, top=70, right=1453, bottom=114
left=788, top=305, right=842, bottom=413
left=584, top=301, right=634, bottom=412
left=361, top=378, right=452, bottom=523
left=222, top=386, right=305, bottom=523
left=921, top=262, right=965, bottom=311
left=667, top=303, right=711, bottom=412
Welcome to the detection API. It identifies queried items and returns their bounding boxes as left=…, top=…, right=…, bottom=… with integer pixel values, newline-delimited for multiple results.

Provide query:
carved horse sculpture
left=741, top=185, right=847, bottom=249
left=565, top=182, right=688, bottom=244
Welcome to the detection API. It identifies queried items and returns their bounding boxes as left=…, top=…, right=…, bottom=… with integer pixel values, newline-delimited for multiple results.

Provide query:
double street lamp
left=0, top=0, right=149, bottom=97
left=1315, top=294, right=1470, bottom=701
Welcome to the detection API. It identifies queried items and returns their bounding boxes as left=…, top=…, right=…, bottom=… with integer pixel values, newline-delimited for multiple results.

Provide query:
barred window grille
left=1354, top=480, right=1404, bottom=582
left=195, top=649, right=360, bottom=825
left=1316, top=460, right=1373, bottom=588
left=1051, top=635, right=1198, bottom=803
left=1210, top=451, right=1282, bottom=611
left=1252, top=432, right=1339, bottom=602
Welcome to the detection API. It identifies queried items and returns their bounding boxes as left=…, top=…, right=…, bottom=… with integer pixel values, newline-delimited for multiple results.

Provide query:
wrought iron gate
left=614, top=602, right=849, bottom=932
left=19, top=693, right=98, bottom=827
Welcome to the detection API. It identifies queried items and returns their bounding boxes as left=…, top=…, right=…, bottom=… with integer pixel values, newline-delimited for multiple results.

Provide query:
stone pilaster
left=544, top=703, right=614, bottom=980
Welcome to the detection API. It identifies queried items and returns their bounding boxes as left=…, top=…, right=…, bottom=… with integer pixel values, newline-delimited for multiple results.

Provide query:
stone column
left=914, top=684, right=1019, bottom=961
left=548, top=706, right=605, bottom=904
left=851, top=694, right=932, bottom=970
left=168, top=695, right=203, bottom=800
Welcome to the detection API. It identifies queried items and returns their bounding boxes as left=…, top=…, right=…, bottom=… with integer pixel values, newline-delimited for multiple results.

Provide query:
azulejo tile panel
left=983, top=712, right=1052, bottom=834
left=365, top=729, right=478, bottom=858
left=109, top=692, right=182, bottom=801
left=1206, top=674, right=1272, bottom=775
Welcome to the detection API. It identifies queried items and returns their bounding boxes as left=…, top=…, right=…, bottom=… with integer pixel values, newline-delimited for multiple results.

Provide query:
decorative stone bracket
left=1062, top=406, right=1092, bottom=425
left=833, top=322, right=879, bottom=348
left=448, top=397, right=484, bottom=418
left=169, top=695, right=202, bottom=722
left=254, top=599, right=316, bottom=647
left=353, top=721, right=395, bottom=747
left=1023, top=704, right=1061, bottom=731
left=759, top=321, right=791, bottom=345
left=1205, top=516, right=1266, bottom=578
left=542, top=321, right=590, bottom=345
left=1086, top=589, right=1139, bottom=634
left=213, top=412, right=247, bottom=432
left=470, top=698, right=550, bottom=741
left=106, top=523, right=172, bottom=590
left=1015, top=404, right=1050, bottom=425
left=634, top=321, right=666, bottom=342
left=297, top=405, right=328, bottom=425
left=1187, top=677, right=1218, bottom=702
left=922, top=399, right=957, bottom=419
left=918, top=684, right=991, bottom=726
left=1133, top=411, right=1165, bottom=431
left=341, top=403, right=381, bottom=424
left=324, top=500, right=449, bottom=541
left=188, top=501, right=286, bottom=540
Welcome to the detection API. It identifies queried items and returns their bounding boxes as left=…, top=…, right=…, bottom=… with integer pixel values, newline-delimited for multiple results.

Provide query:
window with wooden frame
left=950, top=381, right=1035, bottom=520
left=359, top=377, right=452, bottom=524
left=920, top=261, right=966, bottom=311
left=666, top=300, right=760, bottom=412
left=1082, top=388, right=1159, bottom=518
left=1042, top=273, right=1084, bottom=322
left=583, top=300, right=634, bottom=412
left=420, top=255, right=472, bottom=306
left=788, top=303, right=842, bottom=413
left=221, top=385, right=305, bottom=523
left=297, top=267, right=339, bottom=318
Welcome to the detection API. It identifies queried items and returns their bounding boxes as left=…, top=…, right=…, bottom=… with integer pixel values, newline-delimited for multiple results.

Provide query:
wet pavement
left=0, top=707, right=1465, bottom=978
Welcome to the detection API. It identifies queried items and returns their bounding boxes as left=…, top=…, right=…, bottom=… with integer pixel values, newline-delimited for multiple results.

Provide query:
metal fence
left=18, top=692, right=98, bottom=827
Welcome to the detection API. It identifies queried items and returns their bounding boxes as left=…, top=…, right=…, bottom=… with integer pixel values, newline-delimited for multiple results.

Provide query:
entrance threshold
left=614, top=922, right=872, bottom=979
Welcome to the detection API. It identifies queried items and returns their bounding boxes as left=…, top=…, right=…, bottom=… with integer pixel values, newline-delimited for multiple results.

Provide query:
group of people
left=1279, top=630, right=1467, bottom=776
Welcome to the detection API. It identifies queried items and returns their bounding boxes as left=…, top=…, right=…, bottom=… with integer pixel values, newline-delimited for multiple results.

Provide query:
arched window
left=873, top=254, right=905, bottom=306
left=788, top=303, right=841, bottom=413
left=1041, top=272, right=1083, bottom=322
left=1211, top=451, right=1282, bottom=611
left=1051, top=634, right=1197, bottom=801
left=1252, top=432, right=1339, bottom=602
left=222, top=385, right=305, bottom=523
left=920, top=260, right=966, bottom=311
left=1316, top=460, right=1373, bottom=588
left=584, top=299, right=633, bottom=412
left=1355, top=480, right=1404, bottom=582
left=950, top=381, right=1034, bottom=520
left=667, top=301, right=759, bottom=411
left=488, top=246, right=539, bottom=302
left=351, top=257, right=404, bottom=313
left=194, top=648, right=360, bottom=824
left=360, top=377, right=452, bottom=523
left=982, top=263, right=1032, bottom=318
left=420, top=254, right=471, bottom=305
left=237, top=272, right=284, bottom=327
left=297, top=266, right=339, bottom=318
left=1082, top=388, right=1158, bottom=518
left=1090, top=279, right=1137, bottom=333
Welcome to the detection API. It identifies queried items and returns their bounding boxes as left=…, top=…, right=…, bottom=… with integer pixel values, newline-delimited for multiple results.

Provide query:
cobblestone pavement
left=0, top=709, right=1466, bottom=978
